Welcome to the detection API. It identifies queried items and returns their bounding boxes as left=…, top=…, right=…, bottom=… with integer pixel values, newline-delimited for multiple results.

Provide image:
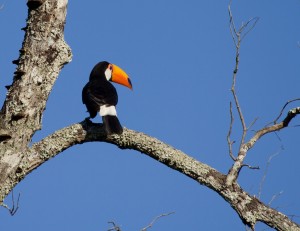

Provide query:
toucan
left=82, top=61, right=132, bottom=135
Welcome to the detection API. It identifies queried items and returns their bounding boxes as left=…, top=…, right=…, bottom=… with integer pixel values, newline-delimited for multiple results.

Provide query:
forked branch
left=228, top=1, right=259, bottom=145
left=0, top=1, right=299, bottom=230
left=6, top=118, right=300, bottom=231
left=272, top=98, right=300, bottom=124
left=226, top=1, right=259, bottom=185
left=1, top=190, right=20, bottom=216
left=227, top=107, right=300, bottom=185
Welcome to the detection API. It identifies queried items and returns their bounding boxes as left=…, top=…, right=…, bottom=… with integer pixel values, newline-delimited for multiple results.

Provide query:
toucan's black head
left=89, top=61, right=109, bottom=81
left=89, top=61, right=132, bottom=89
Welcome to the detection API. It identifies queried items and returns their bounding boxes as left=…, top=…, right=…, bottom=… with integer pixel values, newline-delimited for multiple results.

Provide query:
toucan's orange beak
left=111, top=64, right=132, bottom=90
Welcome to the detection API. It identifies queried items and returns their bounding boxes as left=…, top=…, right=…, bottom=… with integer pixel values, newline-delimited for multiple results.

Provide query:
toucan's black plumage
left=82, top=61, right=132, bottom=135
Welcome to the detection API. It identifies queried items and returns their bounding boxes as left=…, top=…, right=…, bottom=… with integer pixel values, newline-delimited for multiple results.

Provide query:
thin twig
left=293, top=124, right=300, bottom=127
left=258, top=150, right=282, bottom=199
left=228, top=0, right=238, bottom=48
left=228, top=108, right=300, bottom=185
left=240, top=17, right=260, bottom=42
left=227, top=102, right=236, bottom=160
left=247, top=117, right=258, bottom=131
left=268, top=191, right=284, bottom=206
left=241, top=164, right=259, bottom=170
left=1, top=190, right=21, bottom=216
left=226, top=1, right=260, bottom=185
left=272, top=98, right=300, bottom=124
left=288, top=214, right=300, bottom=222
left=141, top=212, right=175, bottom=231
left=228, top=1, right=248, bottom=150
left=228, top=2, right=259, bottom=150
left=108, top=221, right=121, bottom=231
left=245, top=107, right=300, bottom=153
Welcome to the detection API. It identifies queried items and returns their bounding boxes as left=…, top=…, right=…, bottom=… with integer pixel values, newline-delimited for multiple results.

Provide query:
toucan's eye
left=109, top=64, right=113, bottom=71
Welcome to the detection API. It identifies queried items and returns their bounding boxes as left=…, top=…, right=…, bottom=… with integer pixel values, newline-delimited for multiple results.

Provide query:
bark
left=0, top=1, right=299, bottom=231
left=17, top=121, right=300, bottom=231
left=0, top=0, right=71, bottom=204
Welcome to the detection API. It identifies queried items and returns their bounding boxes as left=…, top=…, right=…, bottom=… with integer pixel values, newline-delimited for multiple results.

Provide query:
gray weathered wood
left=0, top=1, right=299, bottom=230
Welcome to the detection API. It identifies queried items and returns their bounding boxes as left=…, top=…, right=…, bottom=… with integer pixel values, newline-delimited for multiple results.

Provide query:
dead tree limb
left=0, top=0, right=71, bottom=207
left=141, top=212, right=175, bottom=231
left=0, top=1, right=299, bottom=231
left=5, top=116, right=299, bottom=231
left=226, top=1, right=260, bottom=186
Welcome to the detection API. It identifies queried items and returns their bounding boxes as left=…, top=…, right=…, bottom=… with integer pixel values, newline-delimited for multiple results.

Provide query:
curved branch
left=227, top=107, right=300, bottom=185
left=25, top=120, right=222, bottom=190
left=12, top=119, right=300, bottom=231
left=273, top=99, right=300, bottom=124
left=245, top=107, right=300, bottom=152
left=0, top=1, right=299, bottom=231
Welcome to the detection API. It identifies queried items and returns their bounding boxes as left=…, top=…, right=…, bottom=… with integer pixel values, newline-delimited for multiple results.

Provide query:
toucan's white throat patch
left=99, top=105, right=117, bottom=116
left=104, top=68, right=112, bottom=81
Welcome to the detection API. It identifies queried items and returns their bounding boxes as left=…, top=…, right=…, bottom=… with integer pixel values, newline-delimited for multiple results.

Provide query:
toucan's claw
left=84, top=117, right=93, bottom=125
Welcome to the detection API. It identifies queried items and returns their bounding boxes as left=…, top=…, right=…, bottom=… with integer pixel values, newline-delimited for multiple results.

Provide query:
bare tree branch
left=247, top=107, right=300, bottom=149
left=228, top=1, right=238, bottom=48
left=247, top=117, right=258, bottom=131
left=258, top=150, right=282, bottom=199
left=0, top=0, right=71, bottom=204
left=227, top=101, right=236, bottom=161
left=1, top=190, right=20, bottom=216
left=239, top=17, right=260, bottom=42
left=272, top=98, right=300, bottom=124
left=108, top=221, right=122, bottom=231
left=226, top=2, right=259, bottom=186
left=269, top=191, right=284, bottom=206
left=0, top=1, right=299, bottom=231
left=227, top=107, right=300, bottom=186
left=241, top=164, right=259, bottom=170
left=0, top=118, right=296, bottom=230
left=141, top=212, right=175, bottom=231
left=228, top=1, right=259, bottom=45
left=228, top=1, right=259, bottom=156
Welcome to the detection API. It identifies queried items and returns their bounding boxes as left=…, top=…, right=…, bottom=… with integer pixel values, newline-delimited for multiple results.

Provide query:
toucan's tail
left=102, top=115, right=123, bottom=135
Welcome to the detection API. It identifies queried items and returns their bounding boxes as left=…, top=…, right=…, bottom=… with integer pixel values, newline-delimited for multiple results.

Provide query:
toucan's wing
left=87, top=81, right=118, bottom=105
left=82, top=83, right=99, bottom=118
left=82, top=81, right=118, bottom=118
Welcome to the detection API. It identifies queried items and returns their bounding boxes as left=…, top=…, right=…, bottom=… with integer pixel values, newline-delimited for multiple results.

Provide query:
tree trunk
left=0, top=0, right=71, bottom=204
left=0, top=1, right=299, bottom=231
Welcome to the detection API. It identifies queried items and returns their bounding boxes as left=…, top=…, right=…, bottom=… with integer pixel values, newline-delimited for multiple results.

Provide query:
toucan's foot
left=84, top=117, right=94, bottom=125
left=83, top=117, right=104, bottom=128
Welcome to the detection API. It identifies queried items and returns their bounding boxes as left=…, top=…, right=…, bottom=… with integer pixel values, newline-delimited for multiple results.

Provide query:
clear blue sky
left=1, top=1, right=300, bottom=230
